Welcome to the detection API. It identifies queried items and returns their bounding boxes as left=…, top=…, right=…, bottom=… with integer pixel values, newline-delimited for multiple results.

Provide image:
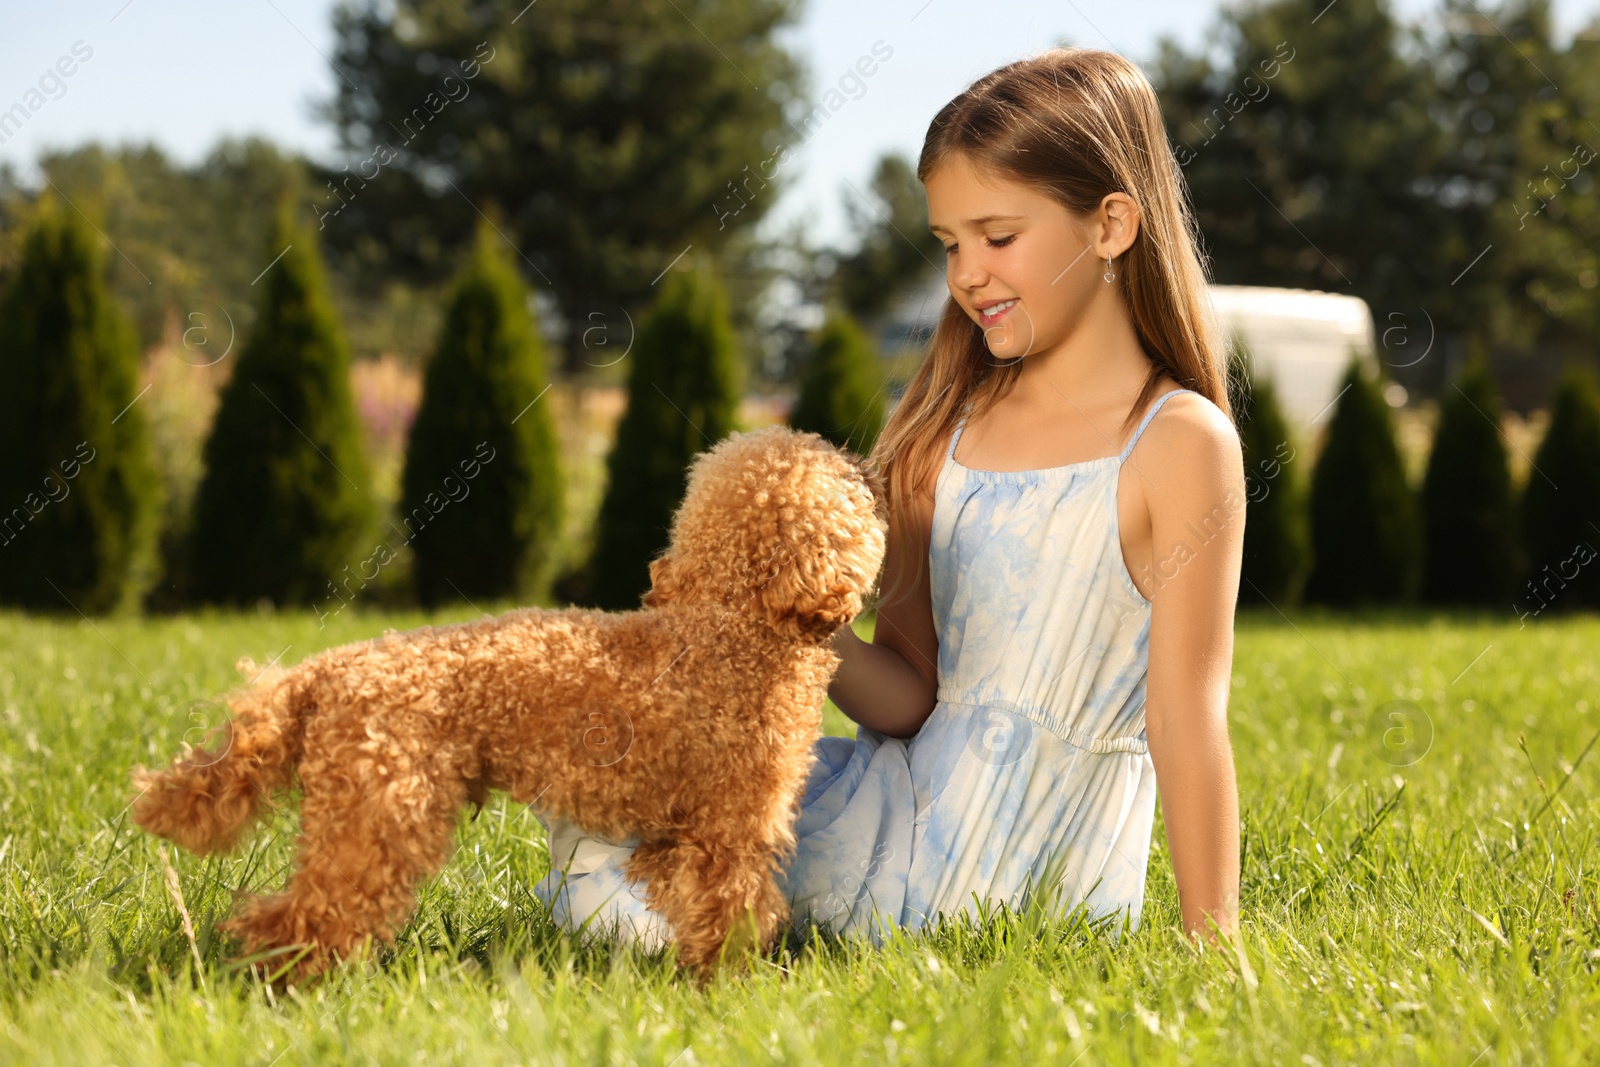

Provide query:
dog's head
left=642, top=426, right=888, bottom=642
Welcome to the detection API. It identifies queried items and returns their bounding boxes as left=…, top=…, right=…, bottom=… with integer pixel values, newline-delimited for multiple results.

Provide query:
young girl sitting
left=535, top=45, right=1244, bottom=952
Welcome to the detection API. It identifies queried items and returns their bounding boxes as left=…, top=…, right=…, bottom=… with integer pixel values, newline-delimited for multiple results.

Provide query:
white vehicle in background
left=1209, top=284, right=1388, bottom=428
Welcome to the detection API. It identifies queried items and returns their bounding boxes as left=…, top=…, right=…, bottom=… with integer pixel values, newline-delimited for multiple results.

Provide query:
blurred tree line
left=0, top=0, right=937, bottom=384
left=4, top=0, right=1593, bottom=398
left=0, top=0, right=908, bottom=616
left=1234, top=336, right=1600, bottom=614
left=1156, top=0, right=1600, bottom=405
left=4, top=0, right=1599, bottom=617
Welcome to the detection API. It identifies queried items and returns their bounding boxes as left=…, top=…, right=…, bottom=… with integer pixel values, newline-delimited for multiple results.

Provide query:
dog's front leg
left=624, top=837, right=788, bottom=981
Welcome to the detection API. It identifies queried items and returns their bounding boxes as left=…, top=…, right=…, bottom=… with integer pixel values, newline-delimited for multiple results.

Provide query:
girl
left=535, top=46, right=1243, bottom=951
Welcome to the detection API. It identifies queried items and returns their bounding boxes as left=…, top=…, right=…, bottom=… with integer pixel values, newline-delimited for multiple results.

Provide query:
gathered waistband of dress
left=936, top=694, right=1149, bottom=755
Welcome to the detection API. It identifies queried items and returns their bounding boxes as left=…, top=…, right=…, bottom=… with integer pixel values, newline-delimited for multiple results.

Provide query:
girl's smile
left=976, top=297, right=1019, bottom=325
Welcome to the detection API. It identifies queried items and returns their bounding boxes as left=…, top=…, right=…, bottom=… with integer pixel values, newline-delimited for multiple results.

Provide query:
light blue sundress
left=532, top=387, right=1198, bottom=949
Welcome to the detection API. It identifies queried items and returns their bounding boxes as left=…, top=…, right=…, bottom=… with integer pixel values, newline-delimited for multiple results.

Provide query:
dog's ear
left=754, top=545, right=862, bottom=641
left=642, top=551, right=703, bottom=608
left=641, top=553, right=676, bottom=607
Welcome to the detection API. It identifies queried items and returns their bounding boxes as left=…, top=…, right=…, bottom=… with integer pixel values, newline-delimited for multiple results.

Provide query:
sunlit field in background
left=0, top=607, right=1595, bottom=1064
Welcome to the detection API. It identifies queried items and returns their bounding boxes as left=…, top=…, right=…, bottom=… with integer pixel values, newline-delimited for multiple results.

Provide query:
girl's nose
left=949, top=252, right=989, bottom=292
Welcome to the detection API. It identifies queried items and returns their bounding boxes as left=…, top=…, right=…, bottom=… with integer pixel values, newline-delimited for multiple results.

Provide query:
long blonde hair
left=868, top=47, right=1231, bottom=606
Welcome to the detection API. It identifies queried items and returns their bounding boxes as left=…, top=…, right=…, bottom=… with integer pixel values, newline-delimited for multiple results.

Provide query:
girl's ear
left=1098, top=191, right=1141, bottom=257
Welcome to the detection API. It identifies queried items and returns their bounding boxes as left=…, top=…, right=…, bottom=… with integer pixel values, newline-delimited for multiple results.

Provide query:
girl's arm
left=826, top=462, right=940, bottom=739
left=1137, top=396, right=1245, bottom=946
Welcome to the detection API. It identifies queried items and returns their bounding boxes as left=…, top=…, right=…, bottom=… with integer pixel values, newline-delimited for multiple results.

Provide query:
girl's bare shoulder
left=1135, top=385, right=1244, bottom=501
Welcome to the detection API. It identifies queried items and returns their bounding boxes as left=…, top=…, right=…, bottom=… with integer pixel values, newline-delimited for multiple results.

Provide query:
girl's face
left=925, top=154, right=1108, bottom=362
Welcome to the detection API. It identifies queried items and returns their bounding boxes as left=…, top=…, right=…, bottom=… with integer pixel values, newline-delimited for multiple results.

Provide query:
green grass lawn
left=0, top=606, right=1596, bottom=1065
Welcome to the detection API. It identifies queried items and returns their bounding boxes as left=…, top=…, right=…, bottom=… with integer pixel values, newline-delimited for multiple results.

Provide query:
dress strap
left=946, top=413, right=968, bottom=460
left=1117, top=388, right=1196, bottom=463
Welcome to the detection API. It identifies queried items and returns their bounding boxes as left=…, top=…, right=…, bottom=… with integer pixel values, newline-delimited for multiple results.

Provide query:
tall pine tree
left=790, top=308, right=886, bottom=456
left=401, top=221, right=564, bottom=607
left=1420, top=352, right=1517, bottom=606
left=588, top=264, right=742, bottom=610
left=189, top=203, right=375, bottom=607
left=1232, top=340, right=1309, bottom=607
left=1518, top=365, right=1600, bottom=612
left=326, top=0, right=806, bottom=373
left=0, top=200, right=161, bottom=613
left=1304, top=356, right=1419, bottom=606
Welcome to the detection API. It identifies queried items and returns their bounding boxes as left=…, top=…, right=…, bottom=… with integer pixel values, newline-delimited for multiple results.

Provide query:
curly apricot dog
left=130, top=426, right=886, bottom=979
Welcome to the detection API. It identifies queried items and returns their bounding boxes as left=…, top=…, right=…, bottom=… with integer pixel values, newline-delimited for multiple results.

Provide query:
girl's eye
left=943, top=235, right=1016, bottom=255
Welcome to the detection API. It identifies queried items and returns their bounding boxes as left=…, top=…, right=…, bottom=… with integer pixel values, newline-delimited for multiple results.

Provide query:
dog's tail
left=130, top=655, right=316, bottom=856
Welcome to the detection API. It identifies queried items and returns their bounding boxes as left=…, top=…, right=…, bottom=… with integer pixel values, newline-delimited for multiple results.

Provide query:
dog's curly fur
left=130, top=426, right=887, bottom=980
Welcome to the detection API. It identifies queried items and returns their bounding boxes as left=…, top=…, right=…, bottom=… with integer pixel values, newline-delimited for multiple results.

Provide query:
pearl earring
left=1103, top=254, right=1115, bottom=283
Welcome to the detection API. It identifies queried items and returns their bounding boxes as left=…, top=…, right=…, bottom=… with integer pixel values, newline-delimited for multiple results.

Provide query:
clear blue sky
left=3, top=0, right=1598, bottom=249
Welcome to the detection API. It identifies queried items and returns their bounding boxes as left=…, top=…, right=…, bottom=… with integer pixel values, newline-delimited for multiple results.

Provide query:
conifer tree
left=0, top=201, right=161, bottom=613
left=189, top=203, right=375, bottom=607
left=790, top=308, right=886, bottom=456
left=1518, top=365, right=1600, bottom=612
left=1420, top=353, right=1516, bottom=606
left=1232, top=340, right=1309, bottom=607
left=1303, top=356, right=1419, bottom=606
left=588, top=264, right=742, bottom=610
left=401, top=221, right=564, bottom=607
